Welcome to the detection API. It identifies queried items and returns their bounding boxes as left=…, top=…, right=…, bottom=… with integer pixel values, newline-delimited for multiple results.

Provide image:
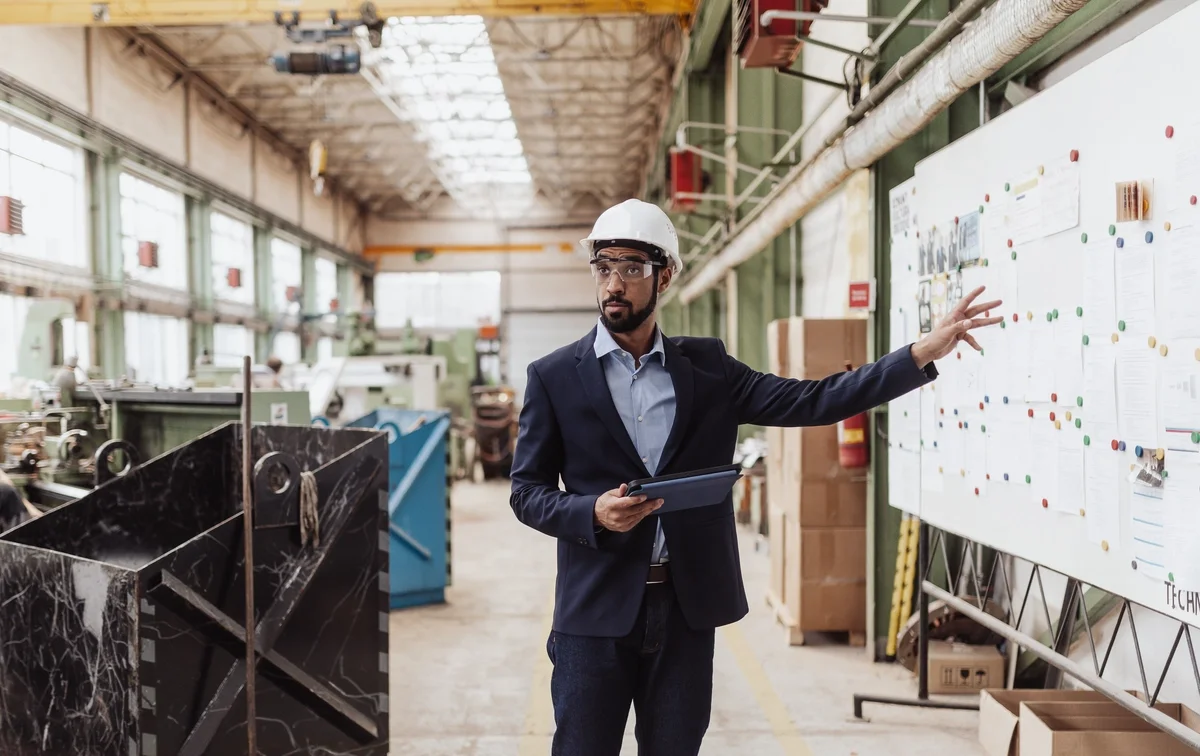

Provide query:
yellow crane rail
left=0, top=0, right=696, bottom=24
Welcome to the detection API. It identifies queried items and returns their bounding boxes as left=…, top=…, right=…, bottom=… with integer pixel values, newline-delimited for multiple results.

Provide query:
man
left=0, top=468, right=41, bottom=534
left=509, top=198, right=1001, bottom=756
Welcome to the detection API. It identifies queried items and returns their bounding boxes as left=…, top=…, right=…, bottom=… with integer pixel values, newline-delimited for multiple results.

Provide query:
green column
left=254, top=226, right=273, bottom=361
left=92, top=151, right=124, bottom=379
left=189, top=197, right=214, bottom=365
left=300, top=246, right=318, bottom=364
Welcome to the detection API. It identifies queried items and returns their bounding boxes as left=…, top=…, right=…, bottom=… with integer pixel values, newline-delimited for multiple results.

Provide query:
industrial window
left=314, top=255, right=338, bottom=314
left=270, top=237, right=302, bottom=314
left=211, top=212, right=255, bottom=305
left=212, top=323, right=256, bottom=368
left=317, top=336, right=334, bottom=364
left=0, top=293, right=33, bottom=396
left=374, top=271, right=501, bottom=330
left=271, top=330, right=301, bottom=364
left=120, top=172, right=188, bottom=290
left=57, top=317, right=91, bottom=372
left=0, top=121, right=88, bottom=268
left=123, top=311, right=189, bottom=387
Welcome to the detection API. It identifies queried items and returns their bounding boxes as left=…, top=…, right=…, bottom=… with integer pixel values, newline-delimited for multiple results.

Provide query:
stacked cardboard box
left=765, top=317, right=869, bottom=646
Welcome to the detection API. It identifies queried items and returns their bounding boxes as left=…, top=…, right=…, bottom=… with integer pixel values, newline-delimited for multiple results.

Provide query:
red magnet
left=1167, top=125, right=1176, bottom=138
left=974, top=487, right=980, bottom=496
left=1042, top=499, right=1049, bottom=509
left=1192, top=196, right=1198, bottom=206
left=1050, top=412, right=1056, bottom=421
left=1007, top=239, right=1014, bottom=248
left=986, top=474, right=991, bottom=480
left=1051, top=393, right=1058, bottom=402
left=940, top=408, right=945, bottom=415
left=958, top=421, right=963, bottom=429
left=985, top=193, right=991, bottom=202
left=1028, top=409, right=1035, bottom=418
left=1069, top=149, right=1079, bottom=162
left=957, top=352, right=962, bottom=360
left=1111, top=439, right=1119, bottom=450
left=955, top=216, right=960, bottom=224
left=979, top=402, right=985, bottom=410
left=1012, top=313, right=1018, bottom=322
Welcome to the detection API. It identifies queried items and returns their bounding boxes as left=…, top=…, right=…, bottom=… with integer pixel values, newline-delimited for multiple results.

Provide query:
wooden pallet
left=765, top=590, right=867, bottom=647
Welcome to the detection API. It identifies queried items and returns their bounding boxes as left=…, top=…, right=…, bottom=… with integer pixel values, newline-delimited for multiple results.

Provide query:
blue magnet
left=1003, top=473, right=1010, bottom=481
left=1117, top=237, right=1125, bottom=248
left=1119, top=441, right=1127, bottom=451
left=954, top=409, right=959, bottom=415
left=985, top=396, right=990, bottom=403
left=934, top=441, right=939, bottom=448
left=1146, top=231, right=1154, bottom=244
left=1135, top=445, right=1144, bottom=457
left=964, top=421, right=969, bottom=429
left=939, top=421, right=944, bottom=428
left=1003, top=396, right=1009, bottom=404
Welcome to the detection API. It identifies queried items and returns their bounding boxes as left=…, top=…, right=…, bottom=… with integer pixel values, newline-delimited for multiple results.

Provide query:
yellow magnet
left=1065, top=411, right=1073, bottom=421
left=1038, top=165, right=1045, bottom=175
left=1157, top=448, right=1165, bottom=460
left=1166, top=221, right=1173, bottom=231
left=1055, top=420, right=1062, bottom=430
left=1079, top=508, right=1086, bottom=517
left=1161, top=344, right=1169, bottom=356
left=1149, top=336, right=1157, bottom=348
left=960, top=468, right=966, bottom=477
left=1112, top=333, right=1120, bottom=343
left=1102, top=540, right=1110, bottom=551
left=938, top=466, right=944, bottom=473
left=1027, top=311, right=1033, bottom=321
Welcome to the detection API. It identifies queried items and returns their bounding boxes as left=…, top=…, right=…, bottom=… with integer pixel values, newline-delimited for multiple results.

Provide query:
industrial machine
left=471, top=385, right=517, bottom=480
left=305, top=355, right=447, bottom=427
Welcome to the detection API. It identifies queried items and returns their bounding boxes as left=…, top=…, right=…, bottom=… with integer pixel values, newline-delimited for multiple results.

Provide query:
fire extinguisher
left=837, top=361, right=870, bottom=469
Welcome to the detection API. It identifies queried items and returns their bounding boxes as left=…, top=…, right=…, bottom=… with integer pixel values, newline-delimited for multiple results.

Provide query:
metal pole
left=917, top=521, right=930, bottom=699
left=241, top=354, right=257, bottom=755
left=761, top=10, right=941, bottom=27
left=923, top=582, right=1200, bottom=751
left=788, top=222, right=797, bottom=317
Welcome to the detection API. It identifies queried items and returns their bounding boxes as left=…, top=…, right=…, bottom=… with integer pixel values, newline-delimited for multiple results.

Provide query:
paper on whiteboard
left=1039, top=162, right=1081, bottom=238
left=1117, top=345, right=1160, bottom=446
left=1054, top=317, right=1084, bottom=406
left=965, top=423, right=987, bottom=494
left=890, top=178, right=916, bottom=239
left=987, top=417, right=1028, bottom=484
left=1083, top=243, right=1117, bottom=336
left=1131, top=482, right=1168, bottom=581
left=890, top=391, right=921, bottom=452
left=1028, top=320, right=1056, bottom=401
left=1084, top=423, right=1121, bottom=547
left=1159, top=224, right=1200, bottom=340
left=1006, top=175, right=1044, bottom=246
left=1030, top=420, right=1059, bottom=508
left=889, top=446, right=921, bottom=515
left=920, top=386, right=939, bottom=446
left=941, top=427, right=966, bottom=477
left=1162, top=359, right=1200, bottom=451
left=921, top=452, right=945, bottom=494
left=1115, top=239, right=1156, bottom=336
left=1008, top=320, right=1032, bottom=402
left=1164, top=452, right=1200, bottom=591
left=1083, top=342, right=1118, bottom=425
left=984, top=324, right=1011, bottom=400
left=1174, top=125, right=1200, bottom=211
left=1016, top=242, right=1054, bottom=314
left=1055, top=426, right=1086, bottom=516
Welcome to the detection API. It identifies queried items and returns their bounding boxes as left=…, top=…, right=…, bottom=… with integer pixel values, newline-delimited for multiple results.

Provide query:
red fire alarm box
left=0, top=197, right=25, bottom=236
left=735, top=0, right=829, bottom=69
left=226, top=267, right=242, bottom=289
left=668, top=148, right=702, bottom=213
left=286, top=285, right=301, bottom=303
left=137, top=241, right=159, bottom=269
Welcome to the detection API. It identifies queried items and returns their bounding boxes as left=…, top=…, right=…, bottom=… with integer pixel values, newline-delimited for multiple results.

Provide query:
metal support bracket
left=774, top=67, right=849, bottom=91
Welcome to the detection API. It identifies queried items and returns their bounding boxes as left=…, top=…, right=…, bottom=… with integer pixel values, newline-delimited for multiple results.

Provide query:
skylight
left=376, top=16, right=533, bottom=215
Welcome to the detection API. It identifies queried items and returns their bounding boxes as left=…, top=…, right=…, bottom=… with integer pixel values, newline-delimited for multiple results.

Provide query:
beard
left=599, top=281, right=658, bottom=334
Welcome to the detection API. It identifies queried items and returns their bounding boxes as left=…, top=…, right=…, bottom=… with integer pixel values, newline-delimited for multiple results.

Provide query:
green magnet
left=983, top=258, right=990, bottom=267
left=1170, top=572, right=1176, bottom=583
left=1046, top=312, right=1053, bottom=322
left=1108, top=224, right=1116, bottom=236
left=1084, top=436, right=1091, bottom=445
left=1083, top=335, right=1089, bottom=345
left=1053, top=309, right=1059, bottom=319
left=979, top=205, right=984, bottom=214
left=981, top=425, right=987, bottom=432
left=1192, top=431, right=1200, bottom=443
left=1025, top=474, right=1032, bottom=484
left=1077, top=396, right=1083, bottom=407
left=1118, top=320, right=1126, bottom=331
left=1164, top=470, right=1170, bottom=479
left=1076, top=306, right=1083, bottom=317
left=1005, top=182, right=1011, bottom=192
left=1001, top=321, right=1007, bottom=329
left=1075, top=418, right=1082, bottom=429
left=1081, top=232, right=1088, bottom=243
left=1011, top=251, right=1017, bottom=260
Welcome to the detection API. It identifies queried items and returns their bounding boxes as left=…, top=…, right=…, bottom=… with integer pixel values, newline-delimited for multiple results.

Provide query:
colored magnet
left=1077, top=396, right=1083, bottom=406
left=1157, top=448, right=1165, bottom=460
left=1167, top=125, right=1175, bottom=138
left=985, top=193, right=990, bottom=202
left=1027, top=311, right=1033, bottom=321
left=1192, top=431, right=1200, bottom=444
left=1081, top=232, right=1088, bottom=243
left=1164, top=470, right=1170, bottom=479
left=1042, top=499, right=1048, bottom=509
left=1083, top=335, right=1090, bottom=345
left=1077, top=306, right=1083, bottom=317
left=1146, top=231, right=1155, bottom=244
left=1195, top=348, right=1200, bottom=361
left=940, top=408, right=945, bottom=414
left=964, top=422, right=969, bottom=429
left=1004, top=396, right=1009, bottom=404
left=1192, top=196, right=1197, bottom=206
left=957, top=352, right=962, bottom=360
left=1026, top=475, right=1032, bottom=484
left=1038, top=165, right=1045, bottom=176
left=1084, top=435, right=1090, bottom=445
left=939, top=422, right=943, bottom=428
left=1053, top=309, right=1060, bottom=319
left=1149, top=336, right=1157, bottom=348
left=1119, top=441, right=1127, bottom=451
left=981, top=424, right=986, bottom=432
left=954, top=409, right=959, bottom=415
left=1012, top=313, right=1018, bottom=322
left=1112, top=333, right=1120, bottom=343
left=1005, top=182, right=1011, bottom=192
left=984, top=396, right=990, bottom=404
left=1003, top=473, right=1010, bottom=481
left=1117, top=237, right=1124, bottom=248
left=1012, top=251, right=1017, bottom=260
left=1050, top=412, right=1057, bottom=421
left=1001, top=321, right=1006, bottom=329
left=1118, top=320, right=1126, bottom=331
left=980, top=401, right=985, bottom=410
left=1007, top=239, right=1013, bottom=248
left=1075, top=418, right=1082, bottom=429
left=1046, top=312, right=1053, bottom=322
left=1171, top=572, right=1176, bottom=582
left=938, top=466, right=943, bottom=473
left=1102, top=540, right=1109, bottom=551
left=1051, top=393, right=1058, bottom=402
left=1080, top=508, right=1086, bottom=517
left=986, top=474, right=991, bottom=480
left=934, top=441, right=939, bottom=447
left=1161, top=344, right=1169, bottom=356
left=978, top=205, right=984, bottom=214
left=958, top=421, right=963, bottom=429
left=1055, top=420, right=1062, bottom=430
left=1070, top=149, right=1079, bottom=162
left=1066, top=411, right=1072, bottom=421
left=1028, top=409, right=1034, bottom=418
left=1166, top=222, right=1173, bottom=232
left=1135, top=445, right=1143, bottom=457
left=1109, top=224, right=1116, bottom=236
left=974, top=487, right=979, bottom=495
left=1111, top=439, right=1119, bottom=450
left=960, top=469, right=965, bottom=477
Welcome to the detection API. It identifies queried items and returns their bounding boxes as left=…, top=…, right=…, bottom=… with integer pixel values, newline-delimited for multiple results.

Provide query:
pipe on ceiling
left=677, top=0, right=1090, bottom=304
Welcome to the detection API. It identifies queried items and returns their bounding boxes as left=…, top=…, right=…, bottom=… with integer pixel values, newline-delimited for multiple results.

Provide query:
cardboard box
left=800, top=479, right=868, bottom=527
left=979, top=690, right=1134, bottom=756
left=927, top=641, right=1005, bottom=694
left=767, top=510, right=788, bottom=611
left=784, top=526, right=866, bottom=631
left=1019, top=700, right=1200, bottom=756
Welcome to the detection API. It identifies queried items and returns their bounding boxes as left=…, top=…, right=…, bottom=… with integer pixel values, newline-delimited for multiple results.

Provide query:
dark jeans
left=547, top=582, right=715, bottom=756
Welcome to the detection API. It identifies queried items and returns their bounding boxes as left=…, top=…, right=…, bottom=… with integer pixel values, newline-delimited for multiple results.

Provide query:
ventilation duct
left=678, top=0, right=1090, bottom=304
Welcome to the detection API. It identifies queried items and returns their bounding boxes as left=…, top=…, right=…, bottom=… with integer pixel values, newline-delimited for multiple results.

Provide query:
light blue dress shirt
left=594, top=320, right=677, bottom=564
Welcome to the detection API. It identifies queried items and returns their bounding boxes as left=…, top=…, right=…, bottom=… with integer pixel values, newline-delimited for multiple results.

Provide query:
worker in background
left=51, top=356, right=79, bottom=407
left=265, top=355, right=285, bottom=389
left=0, top=467, right=41, bottom=534
left=509, top=198, right=1002, bottom=756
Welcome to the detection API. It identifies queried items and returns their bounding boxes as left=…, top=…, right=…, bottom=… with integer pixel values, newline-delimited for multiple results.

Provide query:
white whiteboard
left=887, top=0, right=1200, bottom=628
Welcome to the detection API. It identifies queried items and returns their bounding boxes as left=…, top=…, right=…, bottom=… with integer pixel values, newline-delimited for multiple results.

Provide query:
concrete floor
left=388, top=482, right=985, bottom=756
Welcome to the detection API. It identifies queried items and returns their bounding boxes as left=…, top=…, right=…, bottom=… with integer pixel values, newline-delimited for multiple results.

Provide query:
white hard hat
left=580, top=199, right=683, bottom=275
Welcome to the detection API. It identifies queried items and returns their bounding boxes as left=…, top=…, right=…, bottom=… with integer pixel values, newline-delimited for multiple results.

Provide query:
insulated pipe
left=677, top=0, right=1089, bottom=303
left=761, top=10, right=941, bottom=27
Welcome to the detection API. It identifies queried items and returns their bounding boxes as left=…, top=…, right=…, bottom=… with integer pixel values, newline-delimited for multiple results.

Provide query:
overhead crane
left=0, top=0, right=697, bottom=24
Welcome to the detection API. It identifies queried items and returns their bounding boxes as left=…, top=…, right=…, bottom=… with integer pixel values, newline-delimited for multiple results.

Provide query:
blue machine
left=349, top=408, right=452, bottom=610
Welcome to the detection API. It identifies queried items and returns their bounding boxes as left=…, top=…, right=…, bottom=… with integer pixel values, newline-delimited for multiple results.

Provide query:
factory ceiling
left=146, top=13, right=684, bottom=223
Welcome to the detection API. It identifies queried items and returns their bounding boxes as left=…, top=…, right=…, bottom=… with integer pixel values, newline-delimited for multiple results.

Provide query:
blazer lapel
left=575, top=328, right=649, bottom=474
left=658, top=336, right=694, bottom=473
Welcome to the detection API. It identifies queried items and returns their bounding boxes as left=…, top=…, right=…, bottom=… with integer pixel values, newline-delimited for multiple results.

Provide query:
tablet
left=626, top=464, right=743, bottom=515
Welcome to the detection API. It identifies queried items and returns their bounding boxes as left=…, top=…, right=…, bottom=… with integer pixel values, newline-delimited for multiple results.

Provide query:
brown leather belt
left=647, top=563, right=671, bottom=585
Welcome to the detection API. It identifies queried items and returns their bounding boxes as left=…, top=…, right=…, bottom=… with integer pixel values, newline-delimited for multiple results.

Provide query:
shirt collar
left=594, top=318, right=666, bottom=364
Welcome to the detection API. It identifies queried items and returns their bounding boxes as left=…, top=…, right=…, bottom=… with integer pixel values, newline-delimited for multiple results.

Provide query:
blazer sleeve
left=724, top=342, right=938, bottom=427
left=509, top=363, right=601, bottom=548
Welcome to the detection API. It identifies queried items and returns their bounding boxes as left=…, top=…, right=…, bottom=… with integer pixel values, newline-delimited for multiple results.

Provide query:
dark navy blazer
left=509, top=328, right=937, bottom=637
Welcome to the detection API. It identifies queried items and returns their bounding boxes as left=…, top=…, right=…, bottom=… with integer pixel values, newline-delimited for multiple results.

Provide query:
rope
left=299, top=471, right=320, bottom=548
